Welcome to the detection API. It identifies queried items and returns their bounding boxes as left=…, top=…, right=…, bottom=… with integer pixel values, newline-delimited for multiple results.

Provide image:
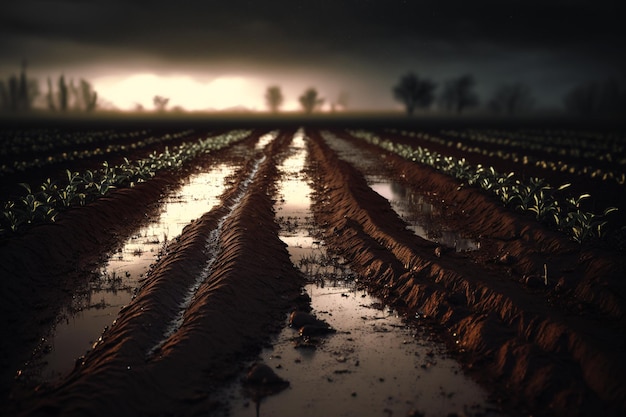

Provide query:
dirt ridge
left=336, top=130, right=626, bottom=323
left=10, top=130, right=304, bottom=416
left=306, top=128, right=625, bottom=416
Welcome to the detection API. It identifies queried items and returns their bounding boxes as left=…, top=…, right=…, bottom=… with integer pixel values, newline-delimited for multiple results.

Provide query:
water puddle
left=214, top=130, right=502, bottom=417
left=30, top=140, right=263, bottom=383
left=147, top=154, right=266, bottom=356
left=255, top=131, right=278, bottom=150
left=322, top=131, right=479, bottom=252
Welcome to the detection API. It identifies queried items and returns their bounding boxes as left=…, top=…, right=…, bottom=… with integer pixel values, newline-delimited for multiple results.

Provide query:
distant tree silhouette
left=43, top=75, right=98, bottom=112
left=564, top=79, right=626, bottom=116
left=488, top=83, right=534, bottom=115
left=265, top=85, right=284, bottom=113
left=46, top=77, right=56, bottom=111
left=79, top=79, right=98, bottom=111
left=0, top=60, right=39, bottom=112
left=58, top=75, right=69, bottom=111
left=331, top=91, right=350, bottom=112
left=439, top=74, right=479, bottom=114
left=299, top=88, right=324, bottom=114
left=153, top=95, right=170, bottom=112
left=68, top=79, right=79, bottom=110
left=392, top=72, right=436, bottom=115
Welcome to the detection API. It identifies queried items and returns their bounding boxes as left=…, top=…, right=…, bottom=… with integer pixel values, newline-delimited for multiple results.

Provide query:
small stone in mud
left=289, top=311, right=329, bottom=329
left=242, top=363, right=289, bottom=404
left=244, top=363, right=288, bottom=386
left=434, top=246, right=452, bottom=257
left=293, top=337, right=318, bottom=349
left=299, top=324, right=336, bottom=337
left=497, top=252, right=516, bottom=265
left=521, top=274, right=544, bottom=288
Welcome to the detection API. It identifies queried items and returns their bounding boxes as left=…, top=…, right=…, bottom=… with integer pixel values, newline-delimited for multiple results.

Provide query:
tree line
left=0, top=61, right=98, bottom=113
left=392, top=72, right=626, bottom=117
left=2, top=61, right=623, bottom=116
left=264, top=86, right=346, bottom=114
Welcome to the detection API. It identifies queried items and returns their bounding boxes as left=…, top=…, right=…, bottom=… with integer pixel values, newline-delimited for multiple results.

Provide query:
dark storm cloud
left=1, top=0, right=624, bottom=109
left=2, top=0, right=623, bottom=63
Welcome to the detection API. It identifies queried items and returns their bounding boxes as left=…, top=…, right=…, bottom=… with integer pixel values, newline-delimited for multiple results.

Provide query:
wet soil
left=307, top=129, right=625, bottom=416
left=0, top=126, right=624, bottom=417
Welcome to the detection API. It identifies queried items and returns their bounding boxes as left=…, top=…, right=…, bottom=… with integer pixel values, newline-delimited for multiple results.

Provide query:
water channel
left=322, top=131, right=480, bottom=252
left=214, top=130, right=502, bottom=417
left=25, top=129, right=502, bottom=416
left=30, top=136, right=274, bottom=382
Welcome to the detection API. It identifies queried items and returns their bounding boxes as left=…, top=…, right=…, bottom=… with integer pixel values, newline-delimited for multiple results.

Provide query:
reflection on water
left=323, top=132, right=479, bottom=251
left=33, top=163, right=238, bottom=382
left=370, top=181, right=480, bottom=251
left=215, top=129, right=502, bottom=417
left=255, top=131, right=278, bottom=150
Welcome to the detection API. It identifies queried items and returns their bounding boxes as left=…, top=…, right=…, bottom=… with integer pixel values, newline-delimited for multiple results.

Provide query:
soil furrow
left=1, top=131, right=263, bottom=406
left=13, top=130, right=304, bottom=416
left=2, top=124, right=624, bottom=417
left=335, top=130, right=625, bottom=323
left=306, top=128, right=624, bottom=416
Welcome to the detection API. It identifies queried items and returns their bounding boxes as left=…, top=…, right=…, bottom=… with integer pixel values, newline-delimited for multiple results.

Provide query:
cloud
left=93, top=73, right=268, bottom=111
left=1, top=1, right=623, bottom=110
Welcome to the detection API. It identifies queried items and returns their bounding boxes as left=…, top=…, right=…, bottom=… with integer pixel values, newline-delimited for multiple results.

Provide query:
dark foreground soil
left=1, top=126, right=624, bottom=417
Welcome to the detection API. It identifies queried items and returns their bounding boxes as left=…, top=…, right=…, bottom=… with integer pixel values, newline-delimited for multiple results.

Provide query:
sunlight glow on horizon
left=92, top=73, right=303, bottom=112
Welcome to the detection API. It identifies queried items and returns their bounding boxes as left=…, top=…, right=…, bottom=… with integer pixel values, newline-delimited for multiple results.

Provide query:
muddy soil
left=0, top=127, right=624, bottom=417
left=0, top=128, right=219, bottom=202
left=307, top=129, right=625, bottom=416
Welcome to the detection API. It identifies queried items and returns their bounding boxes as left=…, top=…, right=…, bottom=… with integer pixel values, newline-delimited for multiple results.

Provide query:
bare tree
left=439, top=74, right=479, bottom=114
left=79, top=79, right=98, bottom=111
left=153, top=95, right=170, bottom=112
left=58, top=75, right=69, bottom=111
left=392, top=72, right=436, bottom=115
left=265, top=85, right=284, bottom=113
left=331, top=91, right=350, bottom=112
left=44, top=75, right=98, bottom=112
left=0, top=61, right=39, bottom=112
left=488, top=83, right=534, bottom=115
left=46, top=77, right=56, bottom=111
left=299, top=88, right=324, bottom=114
left=68, top=79, right=79, bottom=110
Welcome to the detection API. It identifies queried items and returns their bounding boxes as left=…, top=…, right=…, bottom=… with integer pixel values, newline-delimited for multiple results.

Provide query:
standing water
left=322, top=131, right=480, bottom=252
left=215, top=130, right=503, bottom=417
left=28, top=137, right=274, bottom=383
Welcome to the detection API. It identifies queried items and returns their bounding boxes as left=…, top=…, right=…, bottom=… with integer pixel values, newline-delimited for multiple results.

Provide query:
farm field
left=0, top=120, right=625, bottom=417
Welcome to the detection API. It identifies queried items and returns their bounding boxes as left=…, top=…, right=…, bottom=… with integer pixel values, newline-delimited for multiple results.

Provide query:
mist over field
left=1, top=1, right=624, bottom=115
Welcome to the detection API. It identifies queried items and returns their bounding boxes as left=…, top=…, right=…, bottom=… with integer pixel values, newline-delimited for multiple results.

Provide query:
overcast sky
left=1, top=0, right=624, bottom=111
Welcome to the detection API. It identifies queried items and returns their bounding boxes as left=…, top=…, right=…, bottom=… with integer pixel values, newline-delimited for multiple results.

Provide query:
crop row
left=0, top=129, right=195, bottom=177
left=0, top=130, right=252, bottom=237
left=457, top=128, right=625, bottom=155
left=0, top=128, right=148, bottom=157
left=345, top=130, right=619, bottom=244
left=388, top=128, right=626, bottom=185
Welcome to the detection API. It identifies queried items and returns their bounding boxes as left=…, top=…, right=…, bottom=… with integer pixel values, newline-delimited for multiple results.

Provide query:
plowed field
left=1, top=125, right=624, bottom=417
